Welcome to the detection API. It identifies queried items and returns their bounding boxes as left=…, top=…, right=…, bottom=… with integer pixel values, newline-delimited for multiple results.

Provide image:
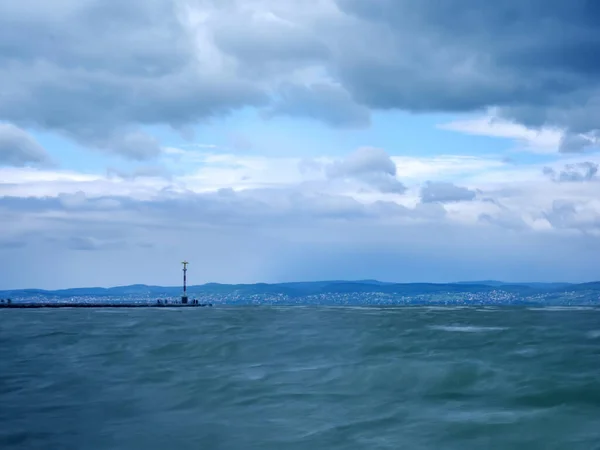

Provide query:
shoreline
left=0, top=303, right=213, bottom=309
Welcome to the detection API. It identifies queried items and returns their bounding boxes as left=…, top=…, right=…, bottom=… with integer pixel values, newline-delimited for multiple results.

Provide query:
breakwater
left=0, top=302, right=213, bottom=309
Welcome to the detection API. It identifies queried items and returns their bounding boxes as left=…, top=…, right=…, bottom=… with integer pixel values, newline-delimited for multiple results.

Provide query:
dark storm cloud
left=0, top=0, right=267, bottom=159
left=333, top=0, right=600, bottom=139
left=420, top=182, right=476, bottom=204
left=0, top=124, right=51, bottom=167
left=263, top=83, right=371, bottom=129
left=543, top=161, right=599, bottom=182
left=0, top=1, right=188, bottom=74
left=212, top=15, right=330, bottom=69
left=558, top=134, right=596, bottom=153
left=3, top=0, right=600, bottom=149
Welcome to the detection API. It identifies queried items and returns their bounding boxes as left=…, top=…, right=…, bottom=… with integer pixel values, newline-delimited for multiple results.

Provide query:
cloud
left=325, top=147, right=406, bottom=193
left=543, top=199, right=600, bottom=233
left=3, top=148, right=600, bottom=287
left=391, top=155, right=506, bottom=182
left=559, top=133, right=597, bottom=153
left=328, top=147, right=396, bottom=178
left=420, top=181, right=476, bottom=204
left=3, top=181, right=600, bottom=288
left=478, top=211, right=528, bottom=231
left=7, top=1, right=600, bottom=288
left=263, top=82, right=371, bottom=128
left=4, top=0, right=600, bottom=153
left=0, top=187, right=442, bottom=260
left=334, top=0, right=600, bottom=137
left=106, top=165, right=172, bottom=181
left=0, top=0, right=266, bottom=158
left=92, top=131, right=163, bottom=161
left=543, top=162, right=599, bottom=182
left=438, top=115, right=564, bottom=153
left=211, top=8, right=331, bottom=71
left=0, top=124, right=51, bottom=167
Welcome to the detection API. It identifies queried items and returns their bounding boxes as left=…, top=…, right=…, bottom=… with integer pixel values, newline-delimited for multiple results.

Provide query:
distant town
left=2, top=280, right=599, bottom=306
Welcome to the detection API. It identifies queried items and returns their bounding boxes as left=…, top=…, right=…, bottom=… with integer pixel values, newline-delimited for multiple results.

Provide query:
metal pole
left=182, top=260, right=189, bottom=304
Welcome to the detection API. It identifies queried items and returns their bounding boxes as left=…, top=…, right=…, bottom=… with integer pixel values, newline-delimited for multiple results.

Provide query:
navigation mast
left=181, top=260, right=189, bottom=304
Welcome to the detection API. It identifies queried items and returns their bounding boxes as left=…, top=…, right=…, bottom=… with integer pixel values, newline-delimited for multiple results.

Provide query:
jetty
left=0, top=302, right=212, bottom=309
left=0, top=261, right=213, bottom=309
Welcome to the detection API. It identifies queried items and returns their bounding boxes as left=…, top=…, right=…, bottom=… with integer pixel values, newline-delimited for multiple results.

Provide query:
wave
left=527, top=306, right=598, bottom=311
left=430, top=325, right=508, bottom=333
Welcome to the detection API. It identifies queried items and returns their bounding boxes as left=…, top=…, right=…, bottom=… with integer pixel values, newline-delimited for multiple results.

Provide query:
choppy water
left=1, top=306, right=600, bottom=449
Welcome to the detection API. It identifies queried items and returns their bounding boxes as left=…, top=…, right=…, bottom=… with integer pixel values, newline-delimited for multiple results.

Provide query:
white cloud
left=439, top=112, right=600, bottom=155
left=438, top=114, right=564, bottom=154
left=1, top=147, right=599, bottom=231
left=3, top=146, right=600, bottom=288
left=391, top=155, right=505, bottom=180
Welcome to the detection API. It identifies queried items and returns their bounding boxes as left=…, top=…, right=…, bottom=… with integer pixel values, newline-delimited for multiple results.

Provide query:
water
left=1, top=306, right=600, bottom=449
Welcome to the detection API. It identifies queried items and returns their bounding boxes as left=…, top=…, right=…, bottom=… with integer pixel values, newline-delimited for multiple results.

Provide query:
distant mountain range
left=1, top=280, right=596, bottom=298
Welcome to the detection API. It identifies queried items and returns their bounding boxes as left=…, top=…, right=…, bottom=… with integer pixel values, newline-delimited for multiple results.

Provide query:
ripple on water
left=527, top=306, right=598, bottom=311
left=1, top=306, right=599, bottom=449
left=586, top=330, right=600, bottom=339
left=430, top=325, right=508, bottom=333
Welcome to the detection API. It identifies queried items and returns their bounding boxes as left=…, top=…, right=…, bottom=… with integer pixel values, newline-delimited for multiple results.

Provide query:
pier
left=0, top=260, right=213, bottom=309
left=0, top=302, right=212, bottom=309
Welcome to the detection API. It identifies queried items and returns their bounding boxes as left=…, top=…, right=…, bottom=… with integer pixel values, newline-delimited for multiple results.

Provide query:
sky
left=2, top=0, right=600, bottom=289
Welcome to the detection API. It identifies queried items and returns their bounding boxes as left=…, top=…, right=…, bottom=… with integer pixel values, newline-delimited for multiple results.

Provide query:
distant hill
left=0, top=279, right=596, bottom=299
left=455, top=280, right=573, bottom=289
